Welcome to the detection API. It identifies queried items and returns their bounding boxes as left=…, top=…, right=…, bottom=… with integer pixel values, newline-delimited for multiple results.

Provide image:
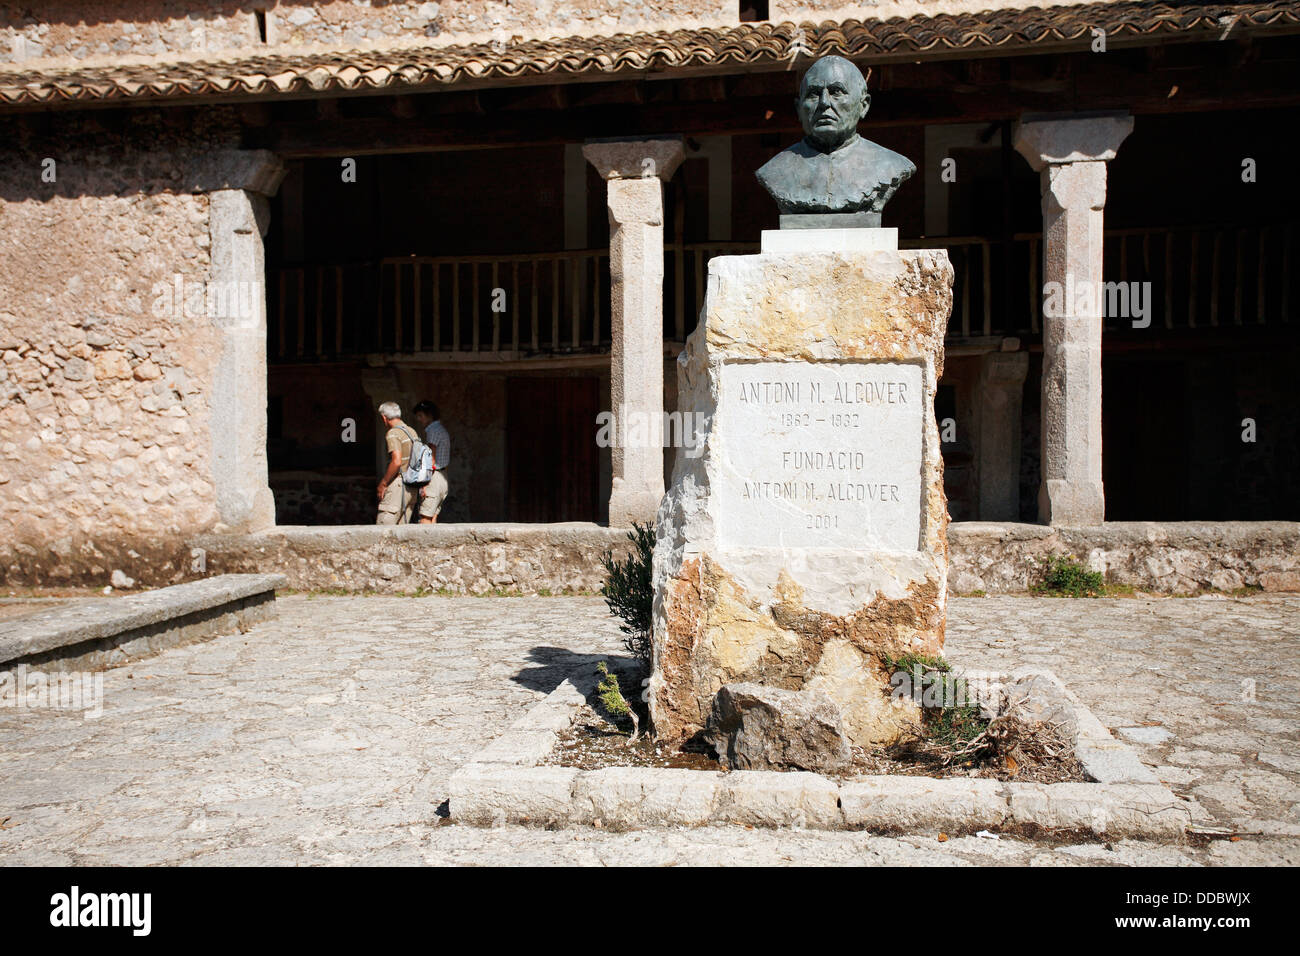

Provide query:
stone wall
left=0, top=0, right=735, bottom=65
left=0, top=111, right=246, bottom=587
left=185, top=521, right=1300, bottom=596
left=950, top=521, right=1300, bottom=595
left=1, top=0, right=1093, bottom=67
left=194, top=524, right=630, bottom=594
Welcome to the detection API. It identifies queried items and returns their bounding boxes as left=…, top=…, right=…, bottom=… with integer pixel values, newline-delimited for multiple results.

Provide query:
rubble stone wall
left=950, top=521, right=1300, bottom=595
left=0, top=0, right=735, bottom=64
left=1, top=1, right=1091, bottom=66
left=195, top=522, right=1300, bottom=597
left=0, top=111, right=243, bottom=586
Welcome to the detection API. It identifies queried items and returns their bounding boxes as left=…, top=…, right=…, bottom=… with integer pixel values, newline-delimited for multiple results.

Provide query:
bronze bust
left=757, top=56, right=915, bottom=223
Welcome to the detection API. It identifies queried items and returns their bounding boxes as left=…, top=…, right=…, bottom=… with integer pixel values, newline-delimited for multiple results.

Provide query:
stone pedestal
left=584, top=137, right=685, bottom=527
left=1014, top=115, right=1132, bottom=527
left=649, top=245, right=954, bottom=748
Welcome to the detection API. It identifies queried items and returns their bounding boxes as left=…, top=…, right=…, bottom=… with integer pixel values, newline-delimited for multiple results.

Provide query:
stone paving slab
left=0, top=594, right=1296, bottom=865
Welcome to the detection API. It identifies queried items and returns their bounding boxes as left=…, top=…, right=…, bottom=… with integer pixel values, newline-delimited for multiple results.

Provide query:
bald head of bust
left=796, top=56, right=871, bottom=154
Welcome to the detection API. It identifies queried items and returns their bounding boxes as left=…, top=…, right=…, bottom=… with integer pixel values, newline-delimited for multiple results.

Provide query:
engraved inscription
left=717, top=361, right=924, bottom=550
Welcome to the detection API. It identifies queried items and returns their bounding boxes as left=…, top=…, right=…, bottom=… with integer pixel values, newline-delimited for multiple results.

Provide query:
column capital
left=186, top=149, right=286, bottom=196
left=1013, top=113, right=1133, bottom=171
left=583, top=136, right=685, bottom=182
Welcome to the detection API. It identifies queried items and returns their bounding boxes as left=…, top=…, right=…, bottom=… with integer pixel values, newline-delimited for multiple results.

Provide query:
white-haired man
left=376, top=401, right=419, bottom=525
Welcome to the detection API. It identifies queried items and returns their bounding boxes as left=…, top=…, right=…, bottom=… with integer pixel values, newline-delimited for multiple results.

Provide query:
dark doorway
left=506, top=377, right=600, bottom=522
left=1103, top=359, right=1189, bottom=520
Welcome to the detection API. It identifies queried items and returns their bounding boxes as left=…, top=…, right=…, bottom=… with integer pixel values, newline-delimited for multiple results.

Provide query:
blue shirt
left=424, top=421, right=451, bottom=471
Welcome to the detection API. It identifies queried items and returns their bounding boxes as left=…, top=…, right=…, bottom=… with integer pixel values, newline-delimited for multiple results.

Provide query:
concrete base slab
left=449, top=667, right=1201, bottom=840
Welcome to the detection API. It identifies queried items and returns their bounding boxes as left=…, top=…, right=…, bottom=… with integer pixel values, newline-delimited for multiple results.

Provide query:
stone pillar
left=974, top=349, right=1029, bottom=521
left=583, top=137, right=685, bottom=527
left=197, top=150, right=286, bottom=533
left=1014, top=115, right=1132, bottom=526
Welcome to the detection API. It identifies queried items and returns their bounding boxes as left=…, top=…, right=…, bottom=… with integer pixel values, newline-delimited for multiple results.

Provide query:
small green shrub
left=883, top=653, right=991, bottom=761
left=599, top=522, right=656, bottom=665
left=596, top=661, right=640, bottom=742
left=1034, top=555, right=1105, bottom=598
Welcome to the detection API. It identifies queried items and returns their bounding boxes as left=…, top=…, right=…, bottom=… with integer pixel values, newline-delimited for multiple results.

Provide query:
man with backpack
left=375, top=401, right=432, bottom=525
left=412, top=399, right=451, bottom=524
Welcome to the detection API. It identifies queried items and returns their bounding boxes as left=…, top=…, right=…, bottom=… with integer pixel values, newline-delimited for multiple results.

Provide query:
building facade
left=1, top=1, right=1298, bottom=587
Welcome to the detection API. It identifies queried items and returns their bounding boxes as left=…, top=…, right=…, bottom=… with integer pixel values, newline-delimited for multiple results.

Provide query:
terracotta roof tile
left=1, top=2, right=1297, bottom=108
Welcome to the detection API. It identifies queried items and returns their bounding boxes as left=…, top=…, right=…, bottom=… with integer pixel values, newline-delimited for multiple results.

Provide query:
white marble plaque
left=716, top=361, right=924, bottom=551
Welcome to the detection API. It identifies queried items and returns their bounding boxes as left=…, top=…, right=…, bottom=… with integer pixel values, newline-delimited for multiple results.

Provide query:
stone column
left=197, top=150, right=286, bottom=533
left=1014, top=115, right=1132, bottom=526
left=974, top=349, right=1029, bottom=521
left=583, top=137, right=685, bottom=527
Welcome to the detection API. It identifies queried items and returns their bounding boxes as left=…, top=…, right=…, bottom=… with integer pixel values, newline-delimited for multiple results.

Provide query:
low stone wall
left=0, top=573, right=286, bottom=670
left=194, top=524, right=631, bottom=595
left=949, top=521, right=1300, bottom=595
left=6, top=521, right=1296, bottom=596
left=194, top=521, right=1299, bottom=596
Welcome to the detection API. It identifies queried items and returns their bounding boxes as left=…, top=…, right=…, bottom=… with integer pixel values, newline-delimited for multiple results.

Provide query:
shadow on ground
left=513, top=645, right=641, bottom=710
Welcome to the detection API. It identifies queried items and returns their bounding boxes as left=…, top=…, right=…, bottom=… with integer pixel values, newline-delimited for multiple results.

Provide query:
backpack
left=399, top=425, right=433, bottom=486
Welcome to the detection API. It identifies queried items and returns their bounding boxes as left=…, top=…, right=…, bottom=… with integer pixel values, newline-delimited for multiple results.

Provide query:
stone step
left=0, top=573, right=286, bottom=671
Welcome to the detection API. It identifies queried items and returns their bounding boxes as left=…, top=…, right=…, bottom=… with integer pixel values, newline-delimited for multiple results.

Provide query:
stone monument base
left=649, top=247, right=954, bottom=749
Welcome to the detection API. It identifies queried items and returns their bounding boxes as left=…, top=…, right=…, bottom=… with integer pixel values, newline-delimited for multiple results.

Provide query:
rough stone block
left=571, top=768, right=720, bottom=828
left=704, top=682, right=851, bottom=773
left=473, top=729, right=559, bottom=767
left=1007, top=782, right=1191, bottom=839
left=714, top=771, right=842, bottom=829
left=448, top=765, right=578, bottom=827
left=582, top=137, right=685, bottom=181
left=1077, top=744, right=1161, bottom=785
left=839, top=776, right=1010, bottom=832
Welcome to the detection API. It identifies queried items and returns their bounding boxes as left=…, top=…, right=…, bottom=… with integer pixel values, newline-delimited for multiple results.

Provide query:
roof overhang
left=1, top=2, right=1298, bottom=112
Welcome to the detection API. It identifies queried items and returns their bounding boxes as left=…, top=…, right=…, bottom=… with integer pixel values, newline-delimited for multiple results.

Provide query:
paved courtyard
left=1, top=593, right=1297, bottom=866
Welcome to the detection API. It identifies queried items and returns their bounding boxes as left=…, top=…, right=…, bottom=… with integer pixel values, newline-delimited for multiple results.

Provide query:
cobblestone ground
left=1, top=594, right=1297, bottom=866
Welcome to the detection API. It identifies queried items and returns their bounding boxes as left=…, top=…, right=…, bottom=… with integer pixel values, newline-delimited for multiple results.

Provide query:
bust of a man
left=756, top=56, right=915, bottom=219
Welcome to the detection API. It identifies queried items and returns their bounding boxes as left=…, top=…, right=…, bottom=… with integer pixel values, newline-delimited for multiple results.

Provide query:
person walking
left=412, top=399, right=451, bottom=524
left=375, top=401, right=420, bottom=525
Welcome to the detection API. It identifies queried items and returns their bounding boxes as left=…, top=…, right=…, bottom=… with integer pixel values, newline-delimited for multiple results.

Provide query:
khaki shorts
left=376, top=479, right=417, bottom=525
left=418, top=470, right=449, bottom=519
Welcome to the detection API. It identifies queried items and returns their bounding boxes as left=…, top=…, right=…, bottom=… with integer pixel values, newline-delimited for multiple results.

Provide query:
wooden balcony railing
left=268, top=222, right=1295, bottom=362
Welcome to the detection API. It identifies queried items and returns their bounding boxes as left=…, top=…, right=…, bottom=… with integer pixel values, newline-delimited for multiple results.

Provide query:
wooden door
left=506, top=377, right=600, bottom=522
